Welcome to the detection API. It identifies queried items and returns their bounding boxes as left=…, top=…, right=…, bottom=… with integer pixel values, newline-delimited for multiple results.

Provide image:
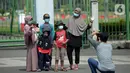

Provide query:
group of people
left=24, top=8, right=115, bottom=73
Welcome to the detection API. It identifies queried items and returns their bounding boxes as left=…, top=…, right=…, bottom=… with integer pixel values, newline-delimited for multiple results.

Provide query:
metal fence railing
left=0, top=0, right=34, bottom=47
left=54, top=0, right=91, bottom=48
left=0, top=0, right=129, bottom=47
left=98, top=0, right=128, bottom=41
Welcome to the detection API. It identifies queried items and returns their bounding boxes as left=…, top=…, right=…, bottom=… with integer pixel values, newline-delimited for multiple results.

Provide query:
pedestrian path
left=0, top=55, right=130, bottom=67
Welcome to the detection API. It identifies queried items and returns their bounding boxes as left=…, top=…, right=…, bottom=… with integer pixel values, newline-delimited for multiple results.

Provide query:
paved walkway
left=0, top=49, right=130, bottom=73
left=0, top=55, right=130, bottom=67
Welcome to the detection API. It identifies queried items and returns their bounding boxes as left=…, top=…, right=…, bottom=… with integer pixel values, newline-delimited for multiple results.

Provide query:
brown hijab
left=67, top=8, right=88, bottom=36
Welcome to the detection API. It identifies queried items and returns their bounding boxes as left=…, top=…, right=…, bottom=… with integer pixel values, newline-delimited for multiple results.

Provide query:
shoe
left=32, top=69, right=41, bottom=72
left=66, top=65, right=75, bottom=70
left=36, top=69, right=41, bottom=72
left=74, top=64, right=79, bottom=70
left=44, top=68, right=49, bottom=71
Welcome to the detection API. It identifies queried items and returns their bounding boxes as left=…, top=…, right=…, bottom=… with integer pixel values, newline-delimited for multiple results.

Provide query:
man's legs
left=88, top=58, right=98, bottom=73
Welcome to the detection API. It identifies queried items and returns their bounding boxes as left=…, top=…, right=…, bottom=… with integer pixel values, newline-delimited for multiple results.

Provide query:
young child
left=37, top=29, right=53, bottom=71
left=31, top=21, right=40, bottom=42
left=54, top=21, right=68, bottom=72
left=87, top=31, right=115, bottom=73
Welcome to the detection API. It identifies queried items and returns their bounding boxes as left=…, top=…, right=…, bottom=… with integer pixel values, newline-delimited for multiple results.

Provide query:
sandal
left=54, top=68, right=58, bottom=72
left=66, top=65, right=75, bottom=70
left=61, top=68, right=67, bottom=72
left=74, top=64, right=79, bottom=70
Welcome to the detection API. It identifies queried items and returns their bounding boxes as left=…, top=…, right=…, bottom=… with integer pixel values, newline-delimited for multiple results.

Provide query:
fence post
left=33, top=0, right=36, bottom=21
left=26, top=0, right=29, bottom=15
left=126, top=0, right=130, bottom=40
left=91, top=0, right=99, bottom=30
left=10, top=0, right=15, bottom=34
left=69, top=0, right=72, bottom=14
left=104, top=0, right=108, bottom=22
left=31, top=0, right=34, bottom=19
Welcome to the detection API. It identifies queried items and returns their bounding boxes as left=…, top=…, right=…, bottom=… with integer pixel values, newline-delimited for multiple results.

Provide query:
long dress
left=24, top=25, right=38, bottom=71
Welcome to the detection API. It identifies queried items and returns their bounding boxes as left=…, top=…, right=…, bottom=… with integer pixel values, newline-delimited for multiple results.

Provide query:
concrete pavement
left=0, top=48, right=130, bottom=73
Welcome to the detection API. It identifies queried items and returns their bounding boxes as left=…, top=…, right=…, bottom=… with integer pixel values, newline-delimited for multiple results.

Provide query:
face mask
left=73, top=13, right=79, bottom=17
left=44, top=19, right=50, bottom=22
left=58, top=25, right=63, bottom=29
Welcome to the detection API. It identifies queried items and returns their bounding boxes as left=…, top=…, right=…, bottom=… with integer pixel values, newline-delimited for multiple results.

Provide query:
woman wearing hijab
left=66, top=8, right=93, bottom=70
left=24, top=16, right=38, bottom=72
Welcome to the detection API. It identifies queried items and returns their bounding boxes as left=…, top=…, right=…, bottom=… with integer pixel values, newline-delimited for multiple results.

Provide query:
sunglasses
left=44, top=17, right=50, bottom=19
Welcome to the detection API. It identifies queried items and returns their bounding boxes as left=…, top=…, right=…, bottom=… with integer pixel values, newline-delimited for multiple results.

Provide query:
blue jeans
left=88, top=58, right=115, bottom=73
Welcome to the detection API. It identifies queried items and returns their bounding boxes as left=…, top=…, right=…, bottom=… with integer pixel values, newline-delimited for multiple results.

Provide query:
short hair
left=43, top=13, right=50, bottom=20
left=99, top=32, right=109, bottom=42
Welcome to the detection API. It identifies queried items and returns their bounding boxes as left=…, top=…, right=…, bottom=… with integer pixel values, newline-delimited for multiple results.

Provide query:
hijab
left=67, top=8, right=88, bottom=36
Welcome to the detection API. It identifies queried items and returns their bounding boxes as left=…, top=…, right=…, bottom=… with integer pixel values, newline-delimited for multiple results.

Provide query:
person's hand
left=62, top=42, right=66, bottom=45
left=62, top=39, right=68, bottom=45
left=90, top=17, right=94, bottom=23
left=92, top=30, right=99, bottom=36
left=54, top=42, right=57, bottom=46
left=54, top=42, right=58, bottom=48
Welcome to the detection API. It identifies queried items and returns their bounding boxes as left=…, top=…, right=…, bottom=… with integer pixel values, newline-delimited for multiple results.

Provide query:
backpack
left=37, top=34, right=52, bottom=50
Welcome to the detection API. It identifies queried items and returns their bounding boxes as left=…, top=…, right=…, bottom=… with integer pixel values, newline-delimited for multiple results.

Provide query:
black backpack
left=37, top=34, right=52, bottom=50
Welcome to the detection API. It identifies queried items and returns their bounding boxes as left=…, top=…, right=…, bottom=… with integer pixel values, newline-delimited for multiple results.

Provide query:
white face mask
left=44, top=19, right=50, bottom=22
left=73, top=12, right=79, bottom=17
left=58, top=25, right=63, bottom=29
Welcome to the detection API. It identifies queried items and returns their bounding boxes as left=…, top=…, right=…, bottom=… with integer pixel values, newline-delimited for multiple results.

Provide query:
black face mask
left=44, top=17, right=50, bottom=20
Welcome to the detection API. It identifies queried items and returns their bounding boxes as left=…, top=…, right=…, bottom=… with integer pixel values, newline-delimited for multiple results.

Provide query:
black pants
left=49, top=49, right=52, bottom=66
left=67, top=45, right=80, bottom=65
left=38, top=52, right=50, bottom=69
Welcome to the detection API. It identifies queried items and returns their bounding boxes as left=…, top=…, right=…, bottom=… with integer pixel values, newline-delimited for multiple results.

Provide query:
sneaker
left=36, top=69, right=41, bottom=72
left=44, top=67, right=49, bottom=71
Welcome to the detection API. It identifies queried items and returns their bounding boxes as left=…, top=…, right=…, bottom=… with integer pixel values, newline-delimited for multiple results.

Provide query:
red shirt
left=54, top=30, right=67, bottom=48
